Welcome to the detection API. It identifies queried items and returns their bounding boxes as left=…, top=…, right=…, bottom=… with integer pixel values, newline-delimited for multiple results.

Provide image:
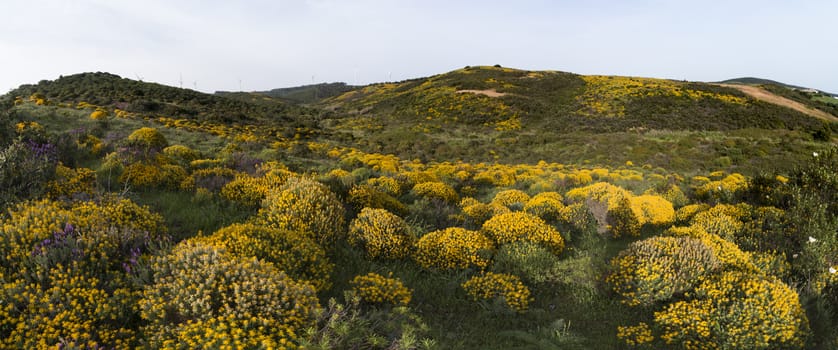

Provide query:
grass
left=129, top=190, right=255, bottom=242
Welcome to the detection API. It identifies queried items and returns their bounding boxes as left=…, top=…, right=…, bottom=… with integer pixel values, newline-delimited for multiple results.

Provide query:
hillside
left=317, top=66, right=836, bottom=169
left=1, top=68, right=837, bottom=349
left=250, top=82, right=357, bottom=104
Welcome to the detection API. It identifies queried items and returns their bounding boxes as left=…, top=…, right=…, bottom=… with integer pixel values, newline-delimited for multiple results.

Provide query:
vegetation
left=0, top=67, right=836, bottom=349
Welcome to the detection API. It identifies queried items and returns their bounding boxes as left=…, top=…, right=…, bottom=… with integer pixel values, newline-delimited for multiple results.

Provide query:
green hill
left=6, top=72, right=308, bottom=124
left=251, top=82, right=356, bottom=104
left=316, top=66, right=835, bottom=169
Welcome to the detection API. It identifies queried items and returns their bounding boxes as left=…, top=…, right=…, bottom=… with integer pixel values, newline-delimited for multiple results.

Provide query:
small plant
left=462, top=272, right=532, bottom=313
left=350, top=272, right=412, bottom=306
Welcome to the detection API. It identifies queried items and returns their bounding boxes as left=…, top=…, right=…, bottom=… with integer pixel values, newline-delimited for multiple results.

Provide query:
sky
left=1, top=0, right=837, bottom=94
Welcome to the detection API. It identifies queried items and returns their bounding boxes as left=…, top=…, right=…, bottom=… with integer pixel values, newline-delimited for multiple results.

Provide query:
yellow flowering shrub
left=1, top=267, right=139, bottom=349
left=629, top=194, right=675, bottom=226
left=694, top=172, right=749, bottom=200
left=46, top=164, right=97, bottom=200
left=413, top=227, right=494, bottom=271
left=462, top=272, right=532, bottom=313
left=565, top=182, right=641, bottom=237
left=220, top=174, right=270, bottom=207
left=89, top=108, right=108, bottom=120
left=689, top=205, right=745, bottom=240
left=606, top=236, right=720, bottom=307
left=365, top=176, right=402, bottom=196
left=473, top=166, right=516, bottom=187
left=172, top=314, right=300, bottom=350
left=119, top=161, right=186, bottom=190
left=348, top=208, right=415, bottom=260
left=617, top=323, right=654, bottom=347
left=665, top=226, right=755, bottom=271
left=162, top=144, right=200, bottom=166
left=481, top=212, right=565, bottom=254
left=674, top=203, right=710, bottom=223
left=140, top=241, right=319, bottom=348
left=653, top=271, right=808, bottom=349
left=126, top=127, right=168, bottom=150
left=252, top=176, right=346, bottom=245
left=71, top=197, right=166, bottom=235
left=202, top=223, right=333, bottom=291
left=523, top=191, right=564, bottom=222
left=411, top=181, right=459, bottom=203
left=490, top=189, right=531, bottom=209
left=350, top=272, right=412, bottom=306
left=348, top=184, right=408, bottom=216
left=459, top=197, right=510, bottom=226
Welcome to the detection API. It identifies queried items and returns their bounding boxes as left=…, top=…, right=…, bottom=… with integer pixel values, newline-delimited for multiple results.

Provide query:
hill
left=249, top=82, right=357, bottom=104
left=317, top=66, right=836, bottom=168
left=6, top=72, right=310, bottom=124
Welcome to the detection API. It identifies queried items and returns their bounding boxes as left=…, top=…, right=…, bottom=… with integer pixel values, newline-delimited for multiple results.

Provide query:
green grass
left=813, top=95, right=838, bottom=106
left=129, top=190, right=255, bottom=242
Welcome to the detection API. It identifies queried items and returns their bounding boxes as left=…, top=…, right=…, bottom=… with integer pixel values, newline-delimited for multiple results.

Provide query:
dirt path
left=456, top=89, right=507, bottom=97
left=718, top=84, right=838, bottom=122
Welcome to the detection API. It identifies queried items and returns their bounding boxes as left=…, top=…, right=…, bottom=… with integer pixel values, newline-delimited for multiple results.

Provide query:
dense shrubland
left=0, top=70, right=836, bottom=349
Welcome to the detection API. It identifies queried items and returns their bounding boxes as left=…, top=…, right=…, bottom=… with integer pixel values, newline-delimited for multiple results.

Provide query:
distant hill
left=4, top=72, right=312, bottom=124
left=719, top=77, right=837, bottom=96
left=253, top=82, right=356, bottom=104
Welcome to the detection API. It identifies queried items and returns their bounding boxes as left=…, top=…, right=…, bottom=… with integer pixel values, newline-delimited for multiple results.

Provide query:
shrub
left=219, top=174, right=270, bottom=207
left=523, top=191, right=564, bottom=222
left=481, top=212, right=565, bottom=254
left=350, top=272, right=412, bottom=306
left=348, top=208, right=415, bottom=260
left=606, top=236, right=720, bottom=307
left=653, top=271, right=809, bottom=349
left=252, top=176, right=346, bottom=245
left=348, top=184, right=408, bottom=216
left=139, top=241, right=319, bottom=348
left=490, top=189, right=531, bottom=209
left=202, top=223, right=333, bottom=291
left=566, top=182, right=640, bottom=237
left=492, top=241, right=563, bottom=284
left=629, top=194, right=675, bottom=226
left=126, top=127, right=168, bottom=151
left=413, top=227, right=494, bottom=271
left=694, top=173, right=749, bottom=202
left=162, top=144, right=200, bottom=167
left=674, top=203, right=710, bottom=223
left=460, top=197, right=510, bottom=227
left=411, top=181, right=459, bottom=203
left=0, top=139, right=57, bottom=207
left=462, top=272, right=532, bottom=313
left=300, top=295, right=434, bottom=350
left=45, top=164, right=96, bottom=200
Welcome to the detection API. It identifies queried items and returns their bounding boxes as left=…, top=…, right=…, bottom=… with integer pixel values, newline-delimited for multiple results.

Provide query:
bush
left=523, top=191, right=564, bottom=222
left=481, top=212, right=565, bottom=254
left=413, top=227, right=494, bottom=271
left=492, top=241, right=563, bottom=284
left=202, top=223, right=333, bottom=291
left=348, top=184, right=408, bottom=216
left=411, top=181, right=459, bottom=203
left=348, top=208, right=415, bottom=260
left=350, top=272, right=412, bottom=306
left=462, top=272, right=532, bottom=313
left=653, top=271, right=809, bottom=349
left=139, top=241, right=319, bottom=348
left=252, top=176, right=346, bottom=245
left=0, top=139, right=57, bottom=206
left=607, top=236, right=720, bottom=307
left=629, top=194, right=675, bottom=227
left=490, top=189, right=531, bottom=210
left=126, top=127, right=168, bottom=151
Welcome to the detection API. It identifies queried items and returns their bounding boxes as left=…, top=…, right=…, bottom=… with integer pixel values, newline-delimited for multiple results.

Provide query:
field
left=1, top=69, right=837, bottom=349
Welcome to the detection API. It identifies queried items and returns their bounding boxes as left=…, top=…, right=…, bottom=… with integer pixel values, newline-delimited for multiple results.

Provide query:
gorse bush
left=607, top=236, right=720, bottom=307
left=490, top=189, right=531, bottom=209
left=202, top=223, right=333, bottom=291
left=629, top=194, right=675, bottom=227
left=523, top=191, right=564, bottom=222
left=348, top=207, right=415, bottom=260
left=252, top=176, right=346, bottom=245
left=653, top=271, right=809, bottom=349
left=481, top=211, right=565, bottom=254
left=462, top=272, right=532, bottom=313
left=413, top=227, right=494, bottom=271
left=411, top=181, right=459, bottom=203
left=139, top=241, right=319, bottom=348
left=350, top=272, right=412, bottom=306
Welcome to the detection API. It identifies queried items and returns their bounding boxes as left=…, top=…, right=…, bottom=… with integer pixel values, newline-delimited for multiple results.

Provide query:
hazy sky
left=2, top=0, right=836, bottom=94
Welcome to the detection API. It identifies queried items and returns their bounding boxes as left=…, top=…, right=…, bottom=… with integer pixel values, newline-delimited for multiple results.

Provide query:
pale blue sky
left=2, top=0, right=836, bottom=94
